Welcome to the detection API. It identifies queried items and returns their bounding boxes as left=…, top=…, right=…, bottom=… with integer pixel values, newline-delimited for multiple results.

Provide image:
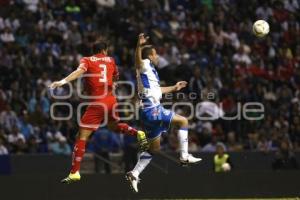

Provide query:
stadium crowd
left=0, top=0, right=299, bottom=159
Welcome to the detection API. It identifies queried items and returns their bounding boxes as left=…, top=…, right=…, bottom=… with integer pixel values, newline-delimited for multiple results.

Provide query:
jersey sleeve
left=77, top=57, right=89, bottom=72
left=139, top=59, right=148, bottom=73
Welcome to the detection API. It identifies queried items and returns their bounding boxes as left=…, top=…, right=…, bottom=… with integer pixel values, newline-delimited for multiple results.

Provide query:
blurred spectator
left=0, top=137, right=8, bottom=155
left=28, top=105, right=47, bottom=126
left=48, top=136, right=71, bottom=155
left=0, top=86, right=7, bottom=112
left=232, top=46, right=252, bottom=66
left=208, top=22, right=230, bottom=47
left=255, top=2, right=273, bottom=20
left=226, top=131, right=243, bottom=152
left=273, top=1, right=289, bottom=23
left=202, top=135, right=227, bottom=152
left=88, top=128, right=121, bottom=173
left=0, top=27, right=15, bottom=43
left=18, top=111, right=34, bottom=140
left=284, top=0, right=299, bottom=13
left=28, top=94, right=50, bottom=115
left=257, top=135, right=273, bottom=152
left=27, top=135, right=41, bottom=153
left=272, top=140, right=299, bottom=170
left=0, top=106, right=18, bottom=132
left=23, top=0, right=39, bottom=13
left=244, top=132, right=259, bottom=151
left=96, top=0, right=115, bottom=8
left=188, top=67, right=206, bottom=98
left=7, top=126, right=26, bottom=154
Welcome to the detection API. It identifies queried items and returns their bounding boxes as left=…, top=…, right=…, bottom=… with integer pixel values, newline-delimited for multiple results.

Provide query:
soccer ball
left=222, top=163, right=231, bottom=172
left=252, top=20, right=269, bottom=37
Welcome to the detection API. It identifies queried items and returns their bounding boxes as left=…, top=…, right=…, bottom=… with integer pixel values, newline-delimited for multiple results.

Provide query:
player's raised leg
left=107, top=122, right=149, bottom=151
left=61, top=128, right=93, bottom=184
left=172, top=114, right=202, bottom=165
left=126, top=137, right=160, bottom=192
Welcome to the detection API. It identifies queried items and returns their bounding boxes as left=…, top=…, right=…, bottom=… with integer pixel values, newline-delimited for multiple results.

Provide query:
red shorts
left=79, top=96, right=119, bottom=131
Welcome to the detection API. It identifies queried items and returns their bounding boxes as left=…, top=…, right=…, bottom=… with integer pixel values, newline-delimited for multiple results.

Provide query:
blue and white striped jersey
left=136, top=59, right=162, bottom=108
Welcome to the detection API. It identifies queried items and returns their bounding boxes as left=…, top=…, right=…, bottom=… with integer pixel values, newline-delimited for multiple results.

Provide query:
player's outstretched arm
left=135, top=33, right=149, bottom=69
left=161, top=81, right=187, bottom=94
left=49, top=68, right=85, bottom=89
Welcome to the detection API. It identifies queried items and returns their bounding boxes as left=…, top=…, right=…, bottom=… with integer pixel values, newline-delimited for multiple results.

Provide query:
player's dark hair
left=92, top=41, right=108, bottom=53
left=142, top=46, right=154, bottom=59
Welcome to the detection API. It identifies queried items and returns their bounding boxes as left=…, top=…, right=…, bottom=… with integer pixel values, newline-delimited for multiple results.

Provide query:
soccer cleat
left=180, top=154, right=202, bottom=166
left=137, top=130, right=149, bottom=151
left=61, top=171, right=81, bottom=184
left=125, top=172, right=140, bottom=193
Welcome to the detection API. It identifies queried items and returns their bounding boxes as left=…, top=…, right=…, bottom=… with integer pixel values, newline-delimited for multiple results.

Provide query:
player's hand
left=174, top=81, right=187, bottom=91
left=48, top=80, right=66, bottom=89
left=138, top=33, right=149, bottom=46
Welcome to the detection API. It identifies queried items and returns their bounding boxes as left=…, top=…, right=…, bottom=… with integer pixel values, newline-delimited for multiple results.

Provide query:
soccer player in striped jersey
left=125, top=34, right=201, bottom=192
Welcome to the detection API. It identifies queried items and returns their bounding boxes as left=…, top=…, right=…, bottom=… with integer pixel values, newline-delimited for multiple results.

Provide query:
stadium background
left=0, top=0, right=299, bottom=199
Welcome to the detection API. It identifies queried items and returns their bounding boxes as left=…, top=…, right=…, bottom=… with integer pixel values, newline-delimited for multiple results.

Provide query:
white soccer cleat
left=125, top=172, right=140, bottom=193
left=180, top=154, right=202, bottom=165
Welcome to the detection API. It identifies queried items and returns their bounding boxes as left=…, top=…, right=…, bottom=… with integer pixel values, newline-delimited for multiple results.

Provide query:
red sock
left=116, top=123, right=137, bottom=136
left=70, top=139, right=86, bottom=174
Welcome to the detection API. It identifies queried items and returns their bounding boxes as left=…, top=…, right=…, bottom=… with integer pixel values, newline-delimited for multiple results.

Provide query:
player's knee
left=149, top=148, right=160, bottom=155
left=178, top=117, right=188, bottom=128
left=78, top=129, right=92, bottom=140
left=173, top=115, right=189, bottom=128
left=77, top=133, right=88, bottom=140
left=149, top=145, right=160, bottom=154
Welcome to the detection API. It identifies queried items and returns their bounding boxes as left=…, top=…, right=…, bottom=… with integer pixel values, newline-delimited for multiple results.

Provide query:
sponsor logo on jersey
left=151, top=107, right=160, bottom=116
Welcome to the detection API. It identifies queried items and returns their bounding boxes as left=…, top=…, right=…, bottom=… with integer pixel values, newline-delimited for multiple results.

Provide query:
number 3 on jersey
left=99, top=64, right=107, bottom=82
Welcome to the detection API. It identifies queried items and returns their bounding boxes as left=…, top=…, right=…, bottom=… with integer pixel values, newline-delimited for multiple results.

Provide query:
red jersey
left=77, top=53, right=119, bottom=100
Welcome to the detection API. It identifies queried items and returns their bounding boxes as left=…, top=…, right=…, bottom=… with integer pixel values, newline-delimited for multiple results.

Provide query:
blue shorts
left=139, top=105, right=175, bottom=139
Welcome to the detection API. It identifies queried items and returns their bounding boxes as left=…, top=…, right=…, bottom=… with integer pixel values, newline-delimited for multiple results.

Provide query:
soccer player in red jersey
left=49, top=41, right=148, bottom=183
